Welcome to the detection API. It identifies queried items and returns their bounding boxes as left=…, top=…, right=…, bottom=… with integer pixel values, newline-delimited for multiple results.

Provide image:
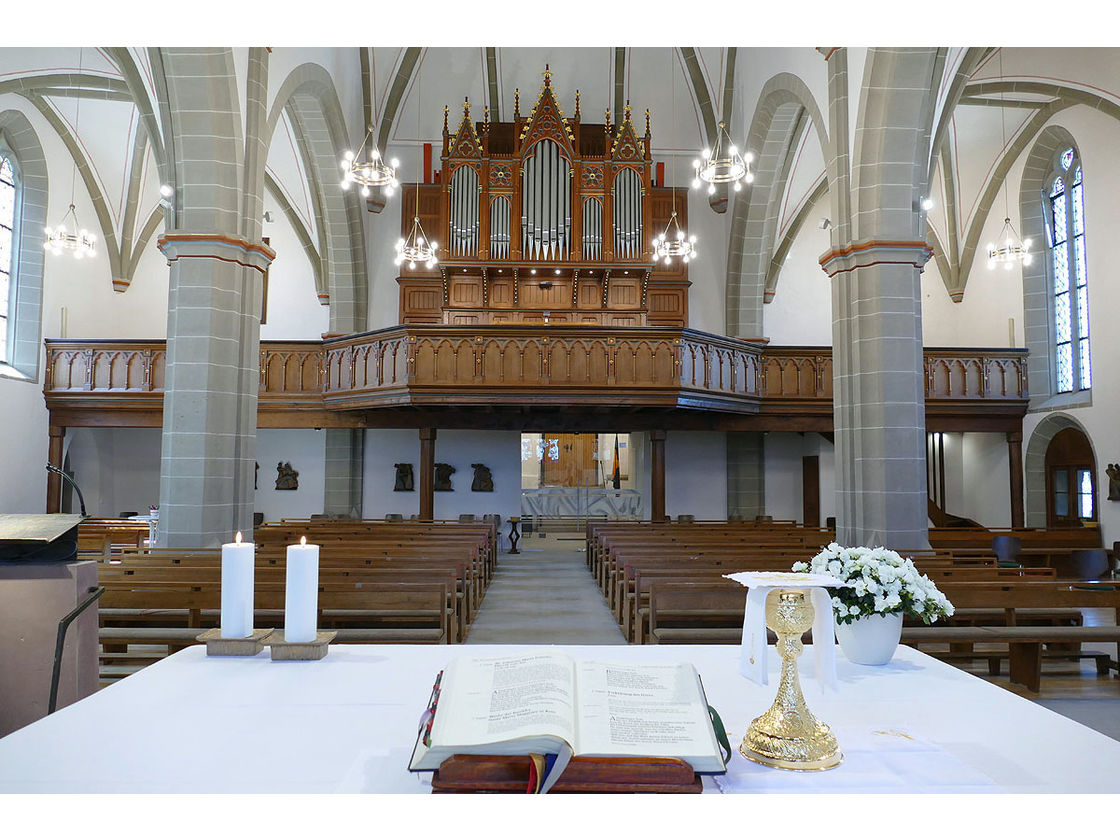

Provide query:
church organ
left=396, top=67, right=690, bottom=328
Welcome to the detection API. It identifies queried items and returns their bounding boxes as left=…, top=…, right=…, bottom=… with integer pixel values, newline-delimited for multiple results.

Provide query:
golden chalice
left=740, top=588, right=842, bottom=771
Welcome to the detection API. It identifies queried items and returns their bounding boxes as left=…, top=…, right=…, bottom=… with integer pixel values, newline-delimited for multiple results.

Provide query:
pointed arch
left=267, top=62, right=369, bottom=334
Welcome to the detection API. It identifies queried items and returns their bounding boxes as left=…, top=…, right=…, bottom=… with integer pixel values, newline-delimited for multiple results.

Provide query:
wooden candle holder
left=196, top=628, right=272, bottom=656
left=265, top=630, right=337, bottom=661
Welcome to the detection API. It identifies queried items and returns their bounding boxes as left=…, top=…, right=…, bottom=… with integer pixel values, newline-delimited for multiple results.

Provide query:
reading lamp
left=46, top=464, right=87, bottom=517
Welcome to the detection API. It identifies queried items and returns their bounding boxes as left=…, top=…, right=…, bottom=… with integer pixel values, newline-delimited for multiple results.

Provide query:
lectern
left=0, top=514, right=99, bottom=737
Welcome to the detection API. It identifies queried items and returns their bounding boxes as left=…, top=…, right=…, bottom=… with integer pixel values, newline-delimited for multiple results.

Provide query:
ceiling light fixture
left=654, top=50, right=697, bottom=265
left=692, top=121, right=753, bottom=194
left=341, top=125, right=399, bottom=199
left=986, top=49, right=1031, bottom=271
left=394, top=56, right=437, bottom=271
left=44, top=47, right=96, bottom=260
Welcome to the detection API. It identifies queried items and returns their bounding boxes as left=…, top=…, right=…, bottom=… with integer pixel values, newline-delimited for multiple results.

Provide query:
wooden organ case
left=396, top=68, right=690, bottom=328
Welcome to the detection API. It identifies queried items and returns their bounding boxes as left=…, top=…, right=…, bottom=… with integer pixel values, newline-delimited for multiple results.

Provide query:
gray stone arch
left=1024, top=412, right=1097, bottom=527
left=267, top=63, right=368, bottom=334
left=1018, top=124, right=1083, bottom=408
left=725, top=73, right=829, bottom=337
left=0, top=110, right=48, bottom=379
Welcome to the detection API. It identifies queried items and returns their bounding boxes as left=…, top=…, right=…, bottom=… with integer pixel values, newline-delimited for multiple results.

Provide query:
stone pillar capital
left=818, top=239, right=933, bottom=278
left=157, top=233, right=276, bottom=276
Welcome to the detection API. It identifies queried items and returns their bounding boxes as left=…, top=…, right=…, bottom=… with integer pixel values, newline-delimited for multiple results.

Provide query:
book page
left=428, top=652, right=577, bottom=749
left=574, top=660, right=723, bottom=769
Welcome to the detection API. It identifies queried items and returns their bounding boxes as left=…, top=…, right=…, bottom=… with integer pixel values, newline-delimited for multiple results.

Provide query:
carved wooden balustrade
left=43, top=333, right=1028, bottom=429
left=322, top=326, right=764, bottom=412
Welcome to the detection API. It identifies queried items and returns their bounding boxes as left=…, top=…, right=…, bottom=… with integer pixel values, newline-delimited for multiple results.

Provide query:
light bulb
left=160, top=184, right=174, bottom=198
left=921, top=197, right=934, bottom=211
left=745, top=172, right=754, bottom=183
left=409, top=261, right=416, bottom=269
left=701, top=148, right=710, bottom=158
left=707, top=184, right=715, bottom=195
left=664, top=255, right=671, bottom=264
left=691, top=178, right=701, bottom=189
left=430, top=241, right=437, bottom=249
left=682, top=256, right=690, bottom=264
left=391, top=158, right=400, bottom=168
left=398, top=238, right=406, bottom=248
left=690, top=235, right=697, bottom=243
left=341, top=180, right=350, bottom=190
left=677, top=231, right=684, bottom=241
left=361, top=186, right=370, bottom=198
left=384, top=186, right=394, bottom=197
left=745, top=152, right=754, bottom=163
left=729, top=145, right=738, bottom=156
left=1023, top=254, right=1033, bottom=265
left=343, top=150, right=354, bottom=162
left=734, top=181, right=741, bottom=192
left=371, top=148, right=380, bottom=159
left=1023, top=238, right=1032, bottom=249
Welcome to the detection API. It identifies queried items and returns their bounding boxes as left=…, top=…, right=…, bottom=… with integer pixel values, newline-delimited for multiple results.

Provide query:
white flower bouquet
left=792, top=543, right=955, bottom=626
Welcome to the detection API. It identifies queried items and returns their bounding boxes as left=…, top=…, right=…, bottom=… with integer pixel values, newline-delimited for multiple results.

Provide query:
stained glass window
left=0, top=155, right=15, bottom=365
left=1048, top=149, right=1090, bottom=393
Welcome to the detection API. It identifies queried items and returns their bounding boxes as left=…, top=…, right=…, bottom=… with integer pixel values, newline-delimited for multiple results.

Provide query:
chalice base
left=740, top=722, right=843, bottom=772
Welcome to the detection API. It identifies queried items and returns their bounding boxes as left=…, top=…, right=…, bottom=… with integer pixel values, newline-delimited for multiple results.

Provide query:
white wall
left=363, top=428, right=522, bottom=523
left=764, top=191, right=833, bottom=345
left=62, top=428, right=161, bottom=518
left=0, top=377, right=49, bottom=514
left=962, top=433, right=1012, bottom=528
left=254, top=429, right=326, bottom=522
left=260, top=189, right=328, bottom=341
left=762, top=432, right=836, bottom=526
left=664, top=431, right=727, bottom=520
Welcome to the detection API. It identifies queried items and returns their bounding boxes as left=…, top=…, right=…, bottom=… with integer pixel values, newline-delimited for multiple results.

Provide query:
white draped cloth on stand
left=723, top=571, right=850, bottom=691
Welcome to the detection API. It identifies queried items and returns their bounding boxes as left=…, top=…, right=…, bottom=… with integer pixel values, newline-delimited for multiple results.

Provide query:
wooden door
left=802, top=455, right=820, bottom=527
left=540, top=433, right=599, bottom=487
left=1045, top=427, right=1097, bottom=525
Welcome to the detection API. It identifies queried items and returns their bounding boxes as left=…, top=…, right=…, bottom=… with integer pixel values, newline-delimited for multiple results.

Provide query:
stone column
left=324, top=428, right=364, bottom=518
left=650, top=430, right=666, bottom=522
left=821, top=242, right=932, bottom=550
left=1008, top=430, right=1025, bottom=528
left=726, top=431, right=765, bottom=519
left=155, top=236, right=274, bottom=547
left=419, top=428, right=436, bottom=521
left=46, top=424, right=65, bottom=513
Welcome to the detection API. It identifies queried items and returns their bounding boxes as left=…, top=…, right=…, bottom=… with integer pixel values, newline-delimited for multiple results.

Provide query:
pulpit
left=0, top=514, right=99, bottom=737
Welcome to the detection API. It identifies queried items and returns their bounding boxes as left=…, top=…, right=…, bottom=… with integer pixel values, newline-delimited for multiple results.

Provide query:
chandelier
left=653, top=49, right=696, bottom=265
left=987, top=217, right=1032, bottom=271
left=988, top=49, right=1030, bottom=270
left=395, top=56, right=437, bottom=271
left=44, top=203, right=96, bottom=259
left=340, top=125, right=399, bottom=199
left=692, top=121, right=753, bottom=194
left=395, top=216, right=438, bottom=269
left=653, top=210, right=696, bottom=264
left=44, top=46, right=96, bottom=260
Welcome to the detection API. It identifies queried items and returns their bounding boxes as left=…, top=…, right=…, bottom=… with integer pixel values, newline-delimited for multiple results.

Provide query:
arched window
left=1045, top=147, right=1090, bottom=393
left=0, top=152, right=16, bottom=365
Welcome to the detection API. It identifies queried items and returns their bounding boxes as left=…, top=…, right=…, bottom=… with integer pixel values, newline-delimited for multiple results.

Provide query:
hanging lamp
left=653, top=49, right=697, bottom=264
left=44, top=46, right=96, bottom=259
left=394, top=55, right=437, bottom=270
left=340, top=124, right=399, bottom=199
left=986, top=49, right=1031, bottom=271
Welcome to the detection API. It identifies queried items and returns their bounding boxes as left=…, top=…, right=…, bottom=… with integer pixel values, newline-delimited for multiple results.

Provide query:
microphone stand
left=46, top=464, right=87, bottom=517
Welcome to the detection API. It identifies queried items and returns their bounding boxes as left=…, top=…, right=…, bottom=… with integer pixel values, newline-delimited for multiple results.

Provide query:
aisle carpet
left=465, top=533, right=625, bottom=644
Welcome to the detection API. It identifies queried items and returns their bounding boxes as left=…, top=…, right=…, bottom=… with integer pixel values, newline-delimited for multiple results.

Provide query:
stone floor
left=465, top=532, right=625, bottom=645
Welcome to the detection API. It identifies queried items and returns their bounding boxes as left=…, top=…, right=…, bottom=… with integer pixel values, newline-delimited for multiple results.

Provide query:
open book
left=409, top=652, right=727, bottom=787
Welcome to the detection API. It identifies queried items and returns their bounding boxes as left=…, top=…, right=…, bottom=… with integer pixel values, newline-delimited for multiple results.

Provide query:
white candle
left=220, top=531, right=255, bottom=639
left=284, top=536, right=320, bottom=643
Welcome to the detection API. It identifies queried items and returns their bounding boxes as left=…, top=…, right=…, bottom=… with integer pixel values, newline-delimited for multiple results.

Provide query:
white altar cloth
left=0, top=643, right=1118, bottom=794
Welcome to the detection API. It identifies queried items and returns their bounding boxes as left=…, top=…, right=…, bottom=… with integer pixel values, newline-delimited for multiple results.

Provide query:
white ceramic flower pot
left=835, top=611, right=903, bottom=665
